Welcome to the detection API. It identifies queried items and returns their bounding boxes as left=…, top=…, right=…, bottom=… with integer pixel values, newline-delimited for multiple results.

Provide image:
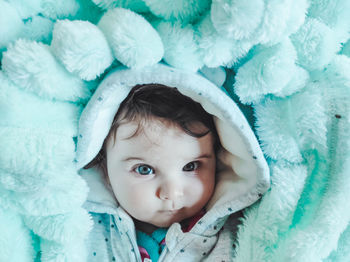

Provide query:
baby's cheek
left=187, top=176, right=215, bottom=205
left=185, top=180, right=205, bottom=202
left=125, top=185, right=153, bottom=213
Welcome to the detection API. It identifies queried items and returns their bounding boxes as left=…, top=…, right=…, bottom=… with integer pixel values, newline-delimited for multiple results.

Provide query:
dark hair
left=84, top=84, right=221, bottom=184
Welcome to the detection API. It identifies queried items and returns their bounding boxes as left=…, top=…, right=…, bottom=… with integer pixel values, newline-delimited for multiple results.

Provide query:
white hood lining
left=77, top=64, right=270, bottom=216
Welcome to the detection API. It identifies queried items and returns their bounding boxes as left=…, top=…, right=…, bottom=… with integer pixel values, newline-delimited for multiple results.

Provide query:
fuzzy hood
left=76, top=63, right=270, bottom=232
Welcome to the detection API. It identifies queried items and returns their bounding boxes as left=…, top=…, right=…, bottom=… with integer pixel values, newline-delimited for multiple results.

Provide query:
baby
left=76, top=64, right=270, bottom=262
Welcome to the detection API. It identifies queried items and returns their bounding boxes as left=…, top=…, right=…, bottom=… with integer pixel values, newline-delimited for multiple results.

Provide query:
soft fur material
left=195, top=13, right=250, bottom=68
left=51, top=20, right=113, bottom=80
left=0, top=0, right=23, bottom=49
left=98, top=8, right=164, bottom=68
left=2, top=40, right=92, bottom=102
left=40, top=0, right=80, bottom=20
left=291, top=18, right=340, bottom=71
left=0, top=208, right=34, bottom=262
left=211, top=0, right=264, bottom=40
left=234, top=39, right=300, bottom=104
left=0, top=1, right=349, bottom=261
left=156, top=21, right=202, bottom=71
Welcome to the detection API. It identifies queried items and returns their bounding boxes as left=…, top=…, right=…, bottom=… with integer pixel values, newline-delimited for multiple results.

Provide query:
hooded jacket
left=76, top=63, right=270, bottom=261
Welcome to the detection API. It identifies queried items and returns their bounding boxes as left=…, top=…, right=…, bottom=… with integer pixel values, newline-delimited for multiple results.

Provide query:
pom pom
left=274, top=66, right=309, bottom=97
left=255, top=84, right=327, bottom=162
left=156, top=21, right=202, bottom=71
left=282, top=0, right=309, bottom=40
left=98, top=8, right=163, bottom=68
left=24, top=209, right=93, bottom=245
left=40, top=0, right=79, bottom=19
left=234, top=39, right=298, bottom=104
left=308, top=0, right=350, bottom=31
left=0, top=208, right=34, bottom=262
left=0, top=0, right=23, bottom=49
left=7, top=0, right=42, bottom=19
left=51, top=20, right=113, bottom=81
left=322, top=55, right=350, bottom=83
left=2, top=39, right=91, bottom=102
left=39, top=238, right=87, bottom=262
left=196, top=14, right=252, bottom=67
left=143, top=0, right=210, bottom=24
left=0, top=169, right=89, bottom=216
left=291, top=18, right=340, bottom=71
left=0, top=72, right=81, bottom=134
left=211, top=0, right=264, bottom=40
left=91, top=0, right=149, bottom=13
left=250, top=0, right=307, bottom=46
left=0, top=126, right=79, bottom=193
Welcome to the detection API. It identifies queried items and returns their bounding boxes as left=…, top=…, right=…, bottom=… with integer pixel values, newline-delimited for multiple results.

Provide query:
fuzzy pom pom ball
left=40, top=0, right=80, bottom=19
left=211, top=0, right=264, bottom=40
left=156, top=21, right=202, bottom=71
left=234, top=39, right=298, bottom=104
left=2, top=39, right=91, bottom=102
left=24, top=208, right=93, bottom=245
left=196, top=14, right=252, bottom=68
left=98, top=8, right=164, bottom=68
left=291, top=18, right=340, bottom=71
left=0, top=0, right=23, bottom=49
left=51, top=20, right=113, bottom=81
left=0, top=209, right=34, bottom=262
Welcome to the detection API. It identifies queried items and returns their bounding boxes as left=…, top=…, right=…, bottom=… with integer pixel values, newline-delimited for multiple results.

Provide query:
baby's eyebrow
left=194, top=153, right=214, bottom=159
left=122, top=154, right=213, bottom=162
left=122, top=157, right=145, bottom=162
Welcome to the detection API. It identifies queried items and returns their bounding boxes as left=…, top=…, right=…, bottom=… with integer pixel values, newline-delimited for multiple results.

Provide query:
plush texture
left=156, top=21, right=202, bottom=71
left=0, top=1, right=349, bottom=261
left=0, top=0, right=23, bottom=49
left=211, top=0, right=265, bottom=40
left=291, top=18, right=340, bottom=71
left=51, top=20, right=113, bottom=80
left=2, top=39, right=91, bottom=102
left=98, top=8, right=164, bottom=69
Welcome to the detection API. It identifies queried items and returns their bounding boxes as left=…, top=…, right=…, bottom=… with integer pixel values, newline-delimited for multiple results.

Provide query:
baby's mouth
left=160, top=208, right=182, bottom=213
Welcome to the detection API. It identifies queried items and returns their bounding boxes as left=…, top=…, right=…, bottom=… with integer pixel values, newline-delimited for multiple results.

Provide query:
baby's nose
left=158, top=180, right=184, bottom=202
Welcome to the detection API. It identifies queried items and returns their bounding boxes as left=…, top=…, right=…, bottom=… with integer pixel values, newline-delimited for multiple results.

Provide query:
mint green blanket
left=0, top=0, right=349, bottom=261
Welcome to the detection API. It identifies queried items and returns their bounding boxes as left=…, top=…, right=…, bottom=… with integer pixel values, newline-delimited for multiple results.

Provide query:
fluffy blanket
left=0, top=0, right=349, bottom=261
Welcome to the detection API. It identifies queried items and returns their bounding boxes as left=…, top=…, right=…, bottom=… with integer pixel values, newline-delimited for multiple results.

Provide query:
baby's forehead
left=111, top=118, right=212, bottom=146
left=116, top=119, right=183, bottom=141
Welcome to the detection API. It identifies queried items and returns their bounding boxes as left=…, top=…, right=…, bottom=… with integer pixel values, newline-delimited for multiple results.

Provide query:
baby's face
left=106, top=118, right=216, bottom=230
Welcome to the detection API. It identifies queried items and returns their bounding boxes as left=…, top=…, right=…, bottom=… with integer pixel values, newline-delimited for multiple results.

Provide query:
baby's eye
left=135, top=164, right=154, bottom=175
left=183, top=161, right=200, bottom=172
